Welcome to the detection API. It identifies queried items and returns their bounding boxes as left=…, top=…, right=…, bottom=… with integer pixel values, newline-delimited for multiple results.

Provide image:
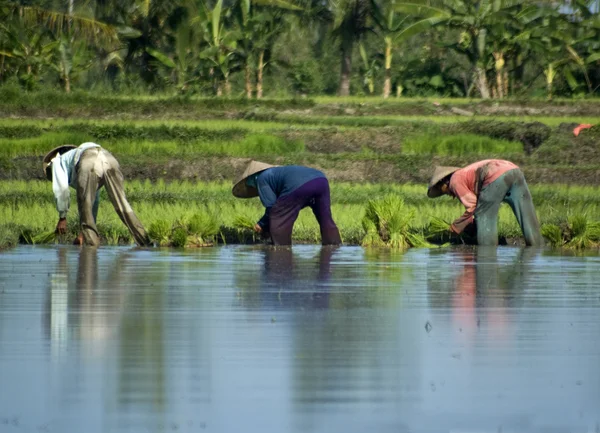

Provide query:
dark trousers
left=269, top=177, right=342, bottom=246
left=475, top=168, right=543, bottom=246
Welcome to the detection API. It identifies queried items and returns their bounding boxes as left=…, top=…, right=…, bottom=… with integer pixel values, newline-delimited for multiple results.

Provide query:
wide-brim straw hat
left=232, top=160, right=277, bottom=198
left=43, top=145, right=77, bottom=180
left=427, top=166, right=460, bottom=198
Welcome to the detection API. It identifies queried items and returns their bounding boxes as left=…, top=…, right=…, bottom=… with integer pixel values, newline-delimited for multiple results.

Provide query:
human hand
left=254, top=224, right=263, bottom=233
left=55, top=218, right=67, bottom=235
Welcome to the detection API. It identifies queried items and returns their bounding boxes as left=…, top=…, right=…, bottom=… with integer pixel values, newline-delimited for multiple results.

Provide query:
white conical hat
left=42, top=145, right=77, bottom=181
left=427, top=166, right=460, bottom=198
left=232, top=160, right=277, bottom=198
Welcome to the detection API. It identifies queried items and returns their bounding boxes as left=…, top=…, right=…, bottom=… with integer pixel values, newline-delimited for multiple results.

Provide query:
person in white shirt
left=43, top=143, right=151, bottom=247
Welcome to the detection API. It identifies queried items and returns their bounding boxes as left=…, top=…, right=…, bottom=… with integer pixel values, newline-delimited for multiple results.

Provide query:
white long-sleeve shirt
left=51, top=142, right=101, bottom=218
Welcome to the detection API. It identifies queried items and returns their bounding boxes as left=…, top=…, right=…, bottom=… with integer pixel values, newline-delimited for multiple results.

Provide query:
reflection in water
left=428, top=247, right=540, bottom=343
left=1, top=245, right=600, bottom=433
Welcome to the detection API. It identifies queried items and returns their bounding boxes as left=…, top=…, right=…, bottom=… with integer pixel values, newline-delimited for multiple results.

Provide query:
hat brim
left=427, top=185, right=445, bottom=198
left=232, top=161, right=277, bottom=198
left=232, top=167, right=272, bottom=198
left=43, top=145, right=77, bottom=181
left=232, top=181, right=261, bottom=199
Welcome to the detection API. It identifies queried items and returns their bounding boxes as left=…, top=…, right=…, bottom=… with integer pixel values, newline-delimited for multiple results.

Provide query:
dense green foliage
left=0, top=0, right=598, bottom=98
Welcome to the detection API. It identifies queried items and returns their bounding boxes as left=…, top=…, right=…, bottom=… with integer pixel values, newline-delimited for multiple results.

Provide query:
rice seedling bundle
left=171, top=227, right=188, bottom=248
left=541, top=224, right=563, bottom=248
left=566, top=214, right=600, bottom=249
left=148, top=219, right=171, bottom=246
left=233, top=215, right=256, bottom=231
left=187, top=211, right=220, bottom=246
left=31, top=231, right=57, bottom=244
left=427, top=217, right=451, bottom=237
left=361, top=195, right=430, bottom=249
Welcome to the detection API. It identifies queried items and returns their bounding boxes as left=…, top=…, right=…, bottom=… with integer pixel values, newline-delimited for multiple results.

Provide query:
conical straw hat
left=232, top=160, right=277, bottom=198
left=42, top=145, right=77, bottom=181
left=427, top=166, right=460, bottom=198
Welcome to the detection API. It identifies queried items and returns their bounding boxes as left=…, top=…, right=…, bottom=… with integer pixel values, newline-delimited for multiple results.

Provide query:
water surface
left=1, top=245, right=599, bottom=433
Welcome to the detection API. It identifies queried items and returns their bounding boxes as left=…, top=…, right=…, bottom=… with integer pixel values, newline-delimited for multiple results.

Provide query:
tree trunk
left=383, top=37, right=392, bottom=99
left=64, top=74, right=71, bottom=93
left=224, top=76, right=231, bottom=96
left=493, top=51, right=504, bottom=99
left=256, top=50, right=264, bottom=99
left=245, top=63, right=253, bottom=99
left=338, top=40, right=352, bottom=96
left=475, top=65, right=490, bottom=99
left=545, top=64, right=554, bottom=101
left=503, top=69, right=509, bottom=97
left=0, top=55, right=4, bottom=81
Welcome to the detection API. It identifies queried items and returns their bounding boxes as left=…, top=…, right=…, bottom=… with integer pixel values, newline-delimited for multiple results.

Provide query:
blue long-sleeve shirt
left=255, top=166, right=325, bottom=229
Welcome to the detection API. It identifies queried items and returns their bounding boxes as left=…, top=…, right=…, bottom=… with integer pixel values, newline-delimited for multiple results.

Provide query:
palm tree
left=331, top=0, right=371, bottom=96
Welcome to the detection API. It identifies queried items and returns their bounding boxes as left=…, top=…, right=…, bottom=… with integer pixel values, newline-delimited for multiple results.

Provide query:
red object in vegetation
left=573, top=123, right=593, bottom=137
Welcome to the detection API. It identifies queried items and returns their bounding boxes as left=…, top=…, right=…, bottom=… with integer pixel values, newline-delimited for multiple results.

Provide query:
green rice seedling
left=187, top=211, right=220, bottom=246
left=233, top=215, right=256, bottom=231
left=31, top=230, right=57, bottom=244
left=232, top=214, right=258, bottom=243
left=427, top=217, right=451, bottom=237
left=148, top=219, right=172, bottom=246
left=361, top=195, right=431, bottom=249
left=0, top=224, right=20, bottom=249
left=565, top=214, right=600, bottom=250
left=361, top=217, right=384, bottom=247
left=541, top=224, right=564, bottom=248
left=402, top=133, right=523, bottom=156
left=171, top=227, right=188, bottom=248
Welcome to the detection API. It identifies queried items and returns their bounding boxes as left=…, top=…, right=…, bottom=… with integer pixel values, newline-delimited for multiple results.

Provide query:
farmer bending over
left=232, top=160, right=342, bottom=246
left=43, top=143, right=151, bottom=247
left=427, top=159, right=543, bottom=246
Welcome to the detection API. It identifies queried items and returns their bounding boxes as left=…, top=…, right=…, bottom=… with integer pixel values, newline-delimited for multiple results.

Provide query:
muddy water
left=0, top=245, right=599, bottom=433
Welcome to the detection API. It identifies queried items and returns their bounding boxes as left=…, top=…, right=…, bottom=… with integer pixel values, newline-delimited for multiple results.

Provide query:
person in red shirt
left=427, top=159, right=543, bottom=246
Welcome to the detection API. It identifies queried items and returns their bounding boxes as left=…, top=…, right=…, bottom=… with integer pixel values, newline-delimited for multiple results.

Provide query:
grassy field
left=1, top=94, right=600, bottom=249
left=1, top=181, right=599, bottom=249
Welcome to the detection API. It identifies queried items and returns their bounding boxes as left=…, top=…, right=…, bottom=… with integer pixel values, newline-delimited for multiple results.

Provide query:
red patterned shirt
left=449, top=159, right=518, bottom=233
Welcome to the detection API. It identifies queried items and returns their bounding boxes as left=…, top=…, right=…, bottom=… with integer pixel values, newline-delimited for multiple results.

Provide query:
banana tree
left=527, top=3, right=599, bottom=99
left=331, top=0, right=372, bottom=96
left=0, top=23, right=58, bottom=88
left=197, top=0, right=241, bottom=95
left=234, top=0, right=300, bottom=98
left=370, top=0, right=447, bottom=98
left=51, top=34, right=94, bottom=92
left=395, top=0, right=533, bottom=99
left=358, top=41, right=377, bottom=94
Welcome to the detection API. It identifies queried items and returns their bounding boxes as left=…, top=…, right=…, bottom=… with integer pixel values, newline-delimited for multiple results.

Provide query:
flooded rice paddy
left=1, top=245, right=600, bottom=433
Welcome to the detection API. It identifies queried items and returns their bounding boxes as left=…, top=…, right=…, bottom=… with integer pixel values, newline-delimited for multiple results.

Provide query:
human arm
left=449, top=180, right=478, bottom=234
left=51, top=156, right=71, bottom=229
left=255, top=174, right=278, bottom=232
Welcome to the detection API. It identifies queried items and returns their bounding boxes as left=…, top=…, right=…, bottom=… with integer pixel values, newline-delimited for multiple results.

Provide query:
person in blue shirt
left=232, top=161, right=342, bottom=246
left=43, top=143, right=150, bottom=247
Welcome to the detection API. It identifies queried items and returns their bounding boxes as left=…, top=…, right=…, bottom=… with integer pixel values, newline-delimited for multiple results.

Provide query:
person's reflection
left=45, top=247, right=131, bottom=358
left=45, top=247, right=70, bottom=360
left=430, top=247, right=540, bottom=344
left=253, top=246, right=338, bottom=310
left=72, top=247, right=129, bottom=355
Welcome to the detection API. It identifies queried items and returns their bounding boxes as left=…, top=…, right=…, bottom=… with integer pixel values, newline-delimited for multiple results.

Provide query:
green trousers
left=474, top=168, right=543, bottom=246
